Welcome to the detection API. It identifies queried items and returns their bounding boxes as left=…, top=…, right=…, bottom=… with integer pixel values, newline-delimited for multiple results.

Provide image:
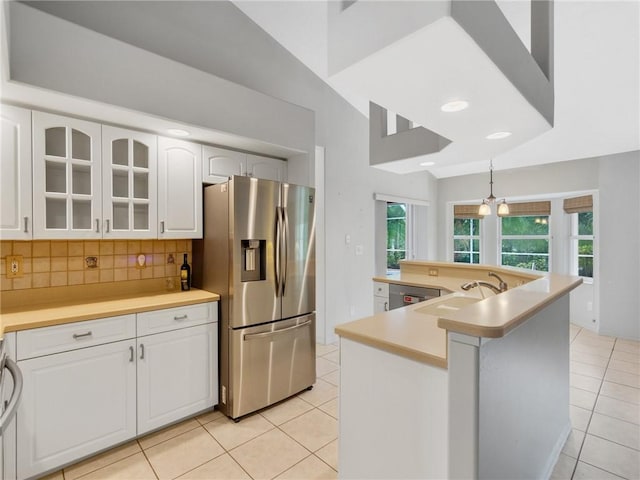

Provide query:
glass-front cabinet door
left=32, top=112, right=102, bottom=238
left=102, top=126, right=157, bottom=238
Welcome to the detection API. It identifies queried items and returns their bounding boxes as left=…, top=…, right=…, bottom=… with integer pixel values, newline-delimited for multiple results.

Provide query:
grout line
left=137, top=448, right=160, bottom=480
left=570, top=333, right=616, bottom=480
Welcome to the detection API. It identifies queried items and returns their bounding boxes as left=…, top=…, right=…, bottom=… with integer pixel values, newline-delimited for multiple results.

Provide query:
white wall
left=598, top=151, right=640, bottom=340
left=8, top=1, right=437, bottom=344
left=436, top=152, right=640, bottom=340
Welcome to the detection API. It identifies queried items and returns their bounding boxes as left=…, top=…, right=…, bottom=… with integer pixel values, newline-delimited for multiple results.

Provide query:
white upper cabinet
left=0, top=105, right=32, bottom=240
left=246, top=153, right=287, bottom=182
left=158, top=137, right=202, bottom=239
left=202, top=145, right=287, bottom=184
left=32, top=111, right=102, bottom=239
left=202, top=145, right=246, bottom=184
left=102, top=126, right=157, bottom=238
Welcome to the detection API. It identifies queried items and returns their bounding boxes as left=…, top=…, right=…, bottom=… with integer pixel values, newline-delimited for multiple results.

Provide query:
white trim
left=374, top=193, right=430, bottom=206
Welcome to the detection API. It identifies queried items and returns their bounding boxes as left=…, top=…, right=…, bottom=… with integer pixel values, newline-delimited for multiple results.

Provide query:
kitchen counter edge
left=0, top=289, right=220, bottom=336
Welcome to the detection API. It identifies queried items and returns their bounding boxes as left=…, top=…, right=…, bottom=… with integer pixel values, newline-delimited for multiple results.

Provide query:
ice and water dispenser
left=241, top=240, right=266, bottom=282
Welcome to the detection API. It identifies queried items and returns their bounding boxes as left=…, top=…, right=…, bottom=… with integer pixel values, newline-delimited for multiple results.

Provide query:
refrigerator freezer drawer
left=228, top=314, right=316, bottom=419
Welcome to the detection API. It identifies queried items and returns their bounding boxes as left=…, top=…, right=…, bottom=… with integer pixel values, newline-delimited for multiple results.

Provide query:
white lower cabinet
left=15, top=302, right=218, bottom=479
left=137, top=323, right=218, bottom=435
left=16, top=339, right=137, bottom=479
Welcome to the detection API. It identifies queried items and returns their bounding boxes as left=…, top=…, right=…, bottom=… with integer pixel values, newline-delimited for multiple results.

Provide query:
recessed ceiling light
left=486, top=131, right=512, bottom=140
left=440, top=100, right=469, bottom=113
left=167, top=128, right=190, bottom=137
left=420, top=161, right=435, bottom=167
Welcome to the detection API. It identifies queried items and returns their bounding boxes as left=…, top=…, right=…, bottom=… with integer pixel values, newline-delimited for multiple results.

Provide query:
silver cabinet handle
left=23, top=216, right=29, bottom=233
left=95, top=218, right=100, bottom=233
left=72, top=331, right=92, bottom=339
left=174, top=315, right=188, bottom=321
left=160, top=221, right=165, bottom=234
left=105, top=219, right=110, bottom=233
left=139, top=343, right=145, bottom=359
left=244, top=319, right=312, bottom=341
left=0, top=359, right=23, bottom=435
left=384, top=301, right=389, bottom=311
left=129, top=346, right=134, bottom=362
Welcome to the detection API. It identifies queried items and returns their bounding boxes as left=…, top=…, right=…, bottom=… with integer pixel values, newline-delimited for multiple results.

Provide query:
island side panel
left=478, top=294, right=571, bottom=479
left=339, top=338, right=448, bottom=479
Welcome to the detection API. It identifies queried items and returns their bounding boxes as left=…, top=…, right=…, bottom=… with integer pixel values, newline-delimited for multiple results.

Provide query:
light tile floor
left=40, top=326, right=639, bottom=480
left=551, top=325, right=640, bottom=480
left=40, top=343, right=340, bottom=480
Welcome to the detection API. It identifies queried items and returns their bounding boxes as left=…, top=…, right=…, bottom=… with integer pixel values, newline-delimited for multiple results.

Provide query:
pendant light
left=479, top=160, right=509, bottom=216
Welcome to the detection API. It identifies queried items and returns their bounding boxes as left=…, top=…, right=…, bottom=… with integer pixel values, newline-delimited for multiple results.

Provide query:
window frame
left=570, top=211, right=594, bottom=282
left=499, top=215, right=552, bottom=272
left=386, top=202, right=414, bottom=272
left=452, top=217, right=482, bottom=264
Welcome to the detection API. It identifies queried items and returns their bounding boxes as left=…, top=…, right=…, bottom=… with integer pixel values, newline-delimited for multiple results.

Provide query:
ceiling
left=4, top=1, right=638, bottom=178
left=234, top=0, right=640, bottom=177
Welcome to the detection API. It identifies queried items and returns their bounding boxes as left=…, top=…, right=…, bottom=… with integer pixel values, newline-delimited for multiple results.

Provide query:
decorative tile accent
left=0, top=239, right=191, bottom=291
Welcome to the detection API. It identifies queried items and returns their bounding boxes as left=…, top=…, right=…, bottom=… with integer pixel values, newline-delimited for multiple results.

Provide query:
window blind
left=563, top=195, right=593, bottom=214
left=501, top=201, right=551, bottom=217
left=453, top=204, right=483, bottom=219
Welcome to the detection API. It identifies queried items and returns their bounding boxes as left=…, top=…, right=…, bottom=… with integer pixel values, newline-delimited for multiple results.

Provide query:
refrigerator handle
left=275, top=206, right=282, bottom=297
left=282, top=207, right=289, bottom=296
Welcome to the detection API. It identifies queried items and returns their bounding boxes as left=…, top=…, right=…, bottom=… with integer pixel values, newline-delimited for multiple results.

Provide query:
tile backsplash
left=0, top=240, right=192, bottom=291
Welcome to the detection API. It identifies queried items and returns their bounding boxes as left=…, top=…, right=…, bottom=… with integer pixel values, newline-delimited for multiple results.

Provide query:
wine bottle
left=180, top=253, right=191, bottom=291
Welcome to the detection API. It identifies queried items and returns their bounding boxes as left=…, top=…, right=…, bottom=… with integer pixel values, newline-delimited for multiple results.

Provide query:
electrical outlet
left=6, top=255, right=23, bottom=278
left=428, top=268, right=438, bottom=276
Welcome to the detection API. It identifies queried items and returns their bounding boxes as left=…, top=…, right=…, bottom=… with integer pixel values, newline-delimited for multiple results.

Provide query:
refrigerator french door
left=194, top=176, right=316, bottom=420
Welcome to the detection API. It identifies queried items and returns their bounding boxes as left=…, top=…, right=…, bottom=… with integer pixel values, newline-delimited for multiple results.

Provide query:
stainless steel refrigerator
left=193, top=176, right=316, bottom=420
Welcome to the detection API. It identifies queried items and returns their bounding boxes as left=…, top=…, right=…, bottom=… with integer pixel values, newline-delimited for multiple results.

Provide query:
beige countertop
left=0, top=284, right=219, bottom=337
left=337, top=261, right=582, bottom=367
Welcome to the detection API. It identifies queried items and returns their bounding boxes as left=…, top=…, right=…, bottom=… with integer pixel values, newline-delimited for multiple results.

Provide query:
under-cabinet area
left=6, top=300, right=218, bottom=480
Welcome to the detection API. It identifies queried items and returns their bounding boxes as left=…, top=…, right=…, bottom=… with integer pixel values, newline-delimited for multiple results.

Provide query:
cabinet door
left=137, top=323, right=217, bottom=435
left=246, top=154, right=287, bottom=182
left=157, top=137, right=202, bottom=239
left=32, top=112, right=102, bottom=239
left=16, top=340, right=136, bottom=479
left=202, top=145, right=245, bottom=184
left=102, top=126, right=157, bottom=238
left=374, top=296, right=389, bottom=313
left=0, top=105, right=32, bottom=240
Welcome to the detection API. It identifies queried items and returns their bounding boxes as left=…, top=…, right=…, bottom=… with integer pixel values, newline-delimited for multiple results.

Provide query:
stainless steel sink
left=414, top=295, right=482, bottom=316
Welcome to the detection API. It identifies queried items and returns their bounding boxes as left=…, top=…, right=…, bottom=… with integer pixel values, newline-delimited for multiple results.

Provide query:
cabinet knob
left=23, top=216, right=29, bottom=233
left=95, top=219, right=100, bottom=233
left=129, top=346, right=134, bottom=362
left=105, top=219, right=110, bottom=233
left=160, top=221, right=165, bottom=234
left=140, top=343, right=145, bottom=360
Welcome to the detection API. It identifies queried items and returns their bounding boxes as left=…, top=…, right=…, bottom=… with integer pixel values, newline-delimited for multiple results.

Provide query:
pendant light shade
left=479, top=201, right=491, bottom=216
left=479, top=160, right=509, bottom=216
left=497, top=199, right=510, bottom=216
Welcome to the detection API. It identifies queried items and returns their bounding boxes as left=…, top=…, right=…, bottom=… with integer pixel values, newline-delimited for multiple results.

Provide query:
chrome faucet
left=461, top=272, right=508, bottom=295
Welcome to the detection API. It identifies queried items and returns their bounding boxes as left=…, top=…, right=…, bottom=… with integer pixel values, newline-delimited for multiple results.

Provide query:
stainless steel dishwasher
left=388, top=284, right=441, bottom=310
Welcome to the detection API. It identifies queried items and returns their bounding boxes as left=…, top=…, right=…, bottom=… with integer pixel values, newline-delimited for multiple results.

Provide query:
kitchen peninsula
left=335, top=261, right=582, bottom=480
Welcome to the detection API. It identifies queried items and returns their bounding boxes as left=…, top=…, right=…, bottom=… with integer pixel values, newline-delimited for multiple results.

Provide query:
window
left=572, top=211, right=594, bottom=278
left=453, top=218, right=481, bottom=264
left=564, top=195, right=594, bottom=279
left=387, top=203, right=407, bottom=271
left=500, top=216, right=550, bottom=271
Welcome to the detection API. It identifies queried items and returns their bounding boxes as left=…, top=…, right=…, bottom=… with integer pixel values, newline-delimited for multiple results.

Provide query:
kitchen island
left=335, top=261, right=582, bottom=480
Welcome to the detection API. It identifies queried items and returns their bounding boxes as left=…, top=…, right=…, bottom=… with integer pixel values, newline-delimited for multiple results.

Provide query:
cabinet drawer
left=373, top=281, right=389, bottom=297
left=137, top=302, right=217, bottom=336
left=17, top=314, right=136, bottom=360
